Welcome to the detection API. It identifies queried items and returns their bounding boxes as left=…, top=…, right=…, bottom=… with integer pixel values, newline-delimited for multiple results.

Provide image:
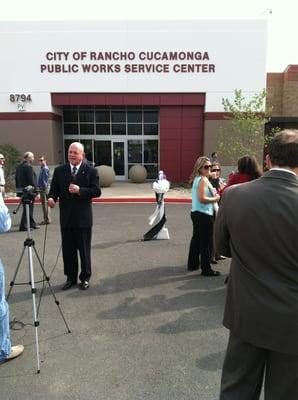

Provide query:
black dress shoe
left=187, top=266, right=199, bottom=271
left=201, top=269, right=221, bottom=277
left=62, top=280, right=77, bottom=290
left=79, top=281, right=89, bottom=290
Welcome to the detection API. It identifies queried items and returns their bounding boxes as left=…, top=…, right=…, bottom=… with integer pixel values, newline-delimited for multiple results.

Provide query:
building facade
left=266, top=65, right=298, bottom=135
left=0, top=20, right=267, bottom=181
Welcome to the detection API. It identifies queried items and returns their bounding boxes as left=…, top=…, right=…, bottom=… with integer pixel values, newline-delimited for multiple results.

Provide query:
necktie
left=71, top=166, right=77, bottom=181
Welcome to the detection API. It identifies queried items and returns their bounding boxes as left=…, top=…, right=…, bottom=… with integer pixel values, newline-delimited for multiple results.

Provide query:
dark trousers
left=220, top=332, right=298, bottom=400
left=61, top=227, right=92, bottom=283
left=19, top=199, right=36, bottom=230
left=187, top=211, right=213, bottom=272
left=39, top=190, right=51, bottom=223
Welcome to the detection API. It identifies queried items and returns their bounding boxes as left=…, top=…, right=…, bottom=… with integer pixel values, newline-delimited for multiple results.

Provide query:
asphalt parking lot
left=1, top=203, right=230, bottom=400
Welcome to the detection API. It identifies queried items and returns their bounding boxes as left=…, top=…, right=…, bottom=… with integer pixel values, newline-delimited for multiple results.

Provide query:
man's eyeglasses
left=203, top=165, right=212, bottom=170
left=38, top=159, right=44, bottom=162
left=211, top=168, right=221, bottom=172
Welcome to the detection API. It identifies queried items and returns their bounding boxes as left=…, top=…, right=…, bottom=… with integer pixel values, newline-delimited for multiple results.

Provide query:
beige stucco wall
left=0, top=119, right=63, bottom=165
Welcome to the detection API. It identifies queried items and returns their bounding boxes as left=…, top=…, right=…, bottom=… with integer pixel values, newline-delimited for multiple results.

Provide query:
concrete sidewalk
left=100, top=182, right=191, bottom=202
left=4, top=181, right=192, bottom=204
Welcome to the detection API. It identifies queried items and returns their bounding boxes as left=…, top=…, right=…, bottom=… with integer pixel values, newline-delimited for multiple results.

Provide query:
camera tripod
left=6, top=198, right=71, bottom=373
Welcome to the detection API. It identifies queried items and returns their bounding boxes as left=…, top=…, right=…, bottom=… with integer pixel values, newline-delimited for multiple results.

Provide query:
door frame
left=112, top=139, right=127, bottom=180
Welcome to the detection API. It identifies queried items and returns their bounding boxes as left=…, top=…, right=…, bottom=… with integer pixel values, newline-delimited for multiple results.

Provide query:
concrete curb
left=4, top=197, right=191, bottom=205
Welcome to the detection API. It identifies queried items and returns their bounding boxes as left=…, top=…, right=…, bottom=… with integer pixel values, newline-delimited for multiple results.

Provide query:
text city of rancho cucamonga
left=40, top=50, right=215, bottom=74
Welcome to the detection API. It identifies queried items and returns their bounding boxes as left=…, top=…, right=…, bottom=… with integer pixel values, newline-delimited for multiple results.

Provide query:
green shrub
left=0, top=143, right=21, bottom=190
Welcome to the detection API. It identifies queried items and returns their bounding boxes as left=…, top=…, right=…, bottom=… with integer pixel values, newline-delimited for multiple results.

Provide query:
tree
left=217, top=89, right=271, bottom=164
left=0, top=143, right=21, bottom=188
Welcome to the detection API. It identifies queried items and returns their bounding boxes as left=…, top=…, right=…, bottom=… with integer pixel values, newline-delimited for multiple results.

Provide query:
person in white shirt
left=0, top=154, right=5, bottom=195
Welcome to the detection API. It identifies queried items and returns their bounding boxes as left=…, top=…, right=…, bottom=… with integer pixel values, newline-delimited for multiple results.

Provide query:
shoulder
left=200, top=176, right=209, bottom=185
left=23, top=162, right=31, bottom=169
left=56, top=163, right=68, bottom=171
left=81, top=163, right=97, bottom=174
left=53, top=164, right=69, bottom=175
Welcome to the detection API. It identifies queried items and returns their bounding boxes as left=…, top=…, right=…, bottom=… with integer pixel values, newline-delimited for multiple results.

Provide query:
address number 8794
left=10, top=94, right=32, bottom=102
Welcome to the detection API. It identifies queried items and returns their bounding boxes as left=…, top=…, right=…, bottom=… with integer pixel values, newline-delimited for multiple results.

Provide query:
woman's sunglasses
left=203, top=165, right=212, bottom=170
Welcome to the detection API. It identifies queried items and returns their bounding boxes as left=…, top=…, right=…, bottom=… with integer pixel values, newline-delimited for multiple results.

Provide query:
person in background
left=209, top=162, right=226, bottom=195
left=0, top=154, right=5, bottom=195
left=0, top=193, right=24, bottom=365
left=210, top=151, right=219, bottom=164
left=222, top=155, right=262, bottom=192
left=48, top=142, right=101, bottom=291
left=187, top=156, right=221, bottom=276
left=209, top=162, right=226, bottom=264
left=15, top=152, right=39, bottom=231
left=37, top=155, right=51, bottom=225
left=215, top=130, right=298, bottom=399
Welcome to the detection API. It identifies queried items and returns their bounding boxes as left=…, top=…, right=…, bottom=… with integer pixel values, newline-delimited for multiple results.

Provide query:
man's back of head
left=24, top=151, right=34, bottom=163
left=267, top=129, right=298, bottom=172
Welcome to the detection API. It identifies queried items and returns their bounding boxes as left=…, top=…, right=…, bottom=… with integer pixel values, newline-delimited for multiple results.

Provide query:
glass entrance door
left=94, top=140, right=112, bottom=167
left=112, top=140, right=126, bottom=179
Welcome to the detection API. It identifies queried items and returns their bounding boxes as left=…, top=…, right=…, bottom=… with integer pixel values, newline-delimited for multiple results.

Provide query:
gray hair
left=24, top=152, right=34, bottom=160
left=69, top=142, right=84, bottom=153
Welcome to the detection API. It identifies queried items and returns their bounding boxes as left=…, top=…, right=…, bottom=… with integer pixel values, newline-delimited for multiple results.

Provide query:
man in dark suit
left=48, top=142, right=101, bottom=290
left=215, top=130, right=298, bottom=400
left=15, top=151, right=39, bottom=231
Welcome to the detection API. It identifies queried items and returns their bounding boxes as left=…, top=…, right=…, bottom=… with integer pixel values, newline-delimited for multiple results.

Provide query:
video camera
left=16, top=185, right=40, bottom=202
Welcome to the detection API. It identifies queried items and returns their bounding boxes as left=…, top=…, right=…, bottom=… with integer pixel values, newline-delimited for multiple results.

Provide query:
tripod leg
left=6, top=246, right=26, bottom=301
left=32, top=246, right=71, bottom=334
left=27, top=245, right=41, bottom=373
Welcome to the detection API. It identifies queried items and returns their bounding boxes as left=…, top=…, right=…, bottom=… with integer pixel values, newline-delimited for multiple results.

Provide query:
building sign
left=40, top=50, right=215, bottom=74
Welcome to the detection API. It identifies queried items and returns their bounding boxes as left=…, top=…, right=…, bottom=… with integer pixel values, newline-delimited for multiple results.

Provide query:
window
left=64, top=124, right=79, bottom=135
left=79, top=110, right=94, bottom=123
left=127, top=111, right=142, bottom=123
left=127, top=124, right=142, bottom=135
left=144, top=124, right=158, bottom=135
left=144, top=140, right=158, bottom=163
left=112, top=123, right=126, bottom=135
left=128, top=140, right=142, bottom=163
left=112, top=111, right=126, bottom=123
left=80, top=124, right=94, bottom=135
left=96, top=124, right=110, bottom=135
left=95, top=110, right=110, bottom=123
left=63, top=106, right=160, bottom=177
left=144, top=110, right=158, bottom=123
left=64, top=110, right=78, bottom=122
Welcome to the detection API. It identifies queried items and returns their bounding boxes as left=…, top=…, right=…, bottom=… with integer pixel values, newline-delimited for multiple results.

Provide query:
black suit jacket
left=48, top=162, right=101, bottom=228
left=15, top=161, right=37, bottom=195
left=215, top=170, right=298, bottom=355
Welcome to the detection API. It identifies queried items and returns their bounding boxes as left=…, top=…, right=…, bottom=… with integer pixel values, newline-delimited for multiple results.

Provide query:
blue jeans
left=0, top=258, right=11, bottom=362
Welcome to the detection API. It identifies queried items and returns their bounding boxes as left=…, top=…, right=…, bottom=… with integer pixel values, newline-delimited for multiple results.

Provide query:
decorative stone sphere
left=96, top=165, right=115, bottom=187
left=129, top=165, right=147, bottom=183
